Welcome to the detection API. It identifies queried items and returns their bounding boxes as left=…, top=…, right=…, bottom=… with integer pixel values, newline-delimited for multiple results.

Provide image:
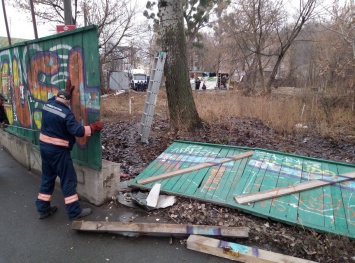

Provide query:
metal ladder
left=139, top=51, right=166, bottom=143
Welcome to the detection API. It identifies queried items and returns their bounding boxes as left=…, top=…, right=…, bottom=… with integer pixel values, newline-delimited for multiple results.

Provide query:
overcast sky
left=0, top=0, right=350, bottom=40
left=0, top=0, right=146, bottom=40
left=0, top=2, right=49, bottom=39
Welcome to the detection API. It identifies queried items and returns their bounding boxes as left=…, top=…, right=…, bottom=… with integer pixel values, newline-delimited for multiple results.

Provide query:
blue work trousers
left=36, top=143, right=81, bottom=219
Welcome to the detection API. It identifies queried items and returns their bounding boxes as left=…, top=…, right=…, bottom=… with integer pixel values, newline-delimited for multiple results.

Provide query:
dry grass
left=101, top=88, right=355, bottom=138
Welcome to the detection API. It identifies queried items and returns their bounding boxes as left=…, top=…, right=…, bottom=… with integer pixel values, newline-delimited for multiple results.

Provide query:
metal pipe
left=29, top=0, right=38, bottom=39
left=1, top=0, right=12, bottom=45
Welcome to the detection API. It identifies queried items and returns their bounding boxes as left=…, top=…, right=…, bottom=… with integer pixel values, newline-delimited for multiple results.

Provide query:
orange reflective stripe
left=84, top=126, right=92, bottom=137
left=40, top=133, right=69, bottom=147
left=38, top=193, right=52, bottom=202
left=65, top=194, right=79, bottom=204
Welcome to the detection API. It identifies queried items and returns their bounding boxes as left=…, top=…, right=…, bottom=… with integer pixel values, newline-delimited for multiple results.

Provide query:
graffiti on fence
left=0, top=40, right=100, bottom=149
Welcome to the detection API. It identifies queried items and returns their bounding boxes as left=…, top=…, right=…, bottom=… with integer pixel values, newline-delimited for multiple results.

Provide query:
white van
left=131, top=69, right=147, bottom=90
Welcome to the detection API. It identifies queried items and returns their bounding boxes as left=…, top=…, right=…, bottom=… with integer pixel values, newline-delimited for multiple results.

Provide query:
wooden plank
left=72, top=221, right=249, bottom=238
left=132, top=142, right=183, bottom=184
left=186, top=235, right=316, bottom=263
left=235, top=171, right=355, bottom=204
left=137, top=150, right=254, bottom=184
left=175, top=146, right=221, bottom=194
left=165, top=144, right=218, bottom=192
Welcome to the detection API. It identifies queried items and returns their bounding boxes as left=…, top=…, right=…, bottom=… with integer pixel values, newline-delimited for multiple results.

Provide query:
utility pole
left=1, top=0, right=12, bottom=45
left=64, top=0, right=73, bottom=25
left=83, top=2, right=88, bottom=26
left=29, top=0, right=38, bottom=39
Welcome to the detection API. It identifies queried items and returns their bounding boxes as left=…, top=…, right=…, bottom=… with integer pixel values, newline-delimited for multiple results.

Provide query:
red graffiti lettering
left=68, top=49, right=88, bottom=147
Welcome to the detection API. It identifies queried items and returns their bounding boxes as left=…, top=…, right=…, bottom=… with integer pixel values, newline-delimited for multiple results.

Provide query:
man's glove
left=90, top=120, right=104, bottom=133
left=65, top=79, right=75, bottom=95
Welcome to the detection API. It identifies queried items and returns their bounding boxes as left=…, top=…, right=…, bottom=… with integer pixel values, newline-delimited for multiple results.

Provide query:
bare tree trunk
left=159, top=0, right=202, bottom=131
left=266, top=0, right=316, bottom=92
left=267, top=53, right=284, bottom=92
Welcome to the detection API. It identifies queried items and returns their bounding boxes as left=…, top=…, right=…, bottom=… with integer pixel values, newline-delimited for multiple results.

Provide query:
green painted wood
left=231, top=150, right=266, bottom=197
left=297, top=159, right=325, bottom=228
left=130, top=141, right=187, bottom=187
left=206, top=149, right=244, bottom=203
left=177, top=146, right=226, bottom=195
left=249, top=151, right=280, bottom=215
left=337, top=165, right=355, bottom=236
left=320, top=162, right=335, bottom=231
left=194, top=148, right=230, bottom=199
left=186, top=148, right=226, bottom=197
left=251, top=152, right=285, bottom=217
left=167, top=144, right=219, bottom=193
left=131, top=141, right=355, bottom=239
left=0, top=26, right=102, bottom=170
left=223, top=157, right=249, bottom=203
left=269, top=155, right=303, bottom=222
left=161, top=143, right=209, bottom=190
left=327, top=163, right=348, bottom=234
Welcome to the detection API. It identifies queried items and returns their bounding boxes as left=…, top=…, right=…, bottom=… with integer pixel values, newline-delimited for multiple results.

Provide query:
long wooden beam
left=187, top=235, right=317, bottom=263
left=137, top=150, right=254, bottom=184
left=72, top=221, right=249, bottom=238
left=235, top=171, right=355, bottom=204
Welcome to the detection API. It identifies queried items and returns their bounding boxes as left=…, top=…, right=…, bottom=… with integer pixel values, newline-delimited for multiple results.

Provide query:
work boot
left=71, top=208, right=92, bottom=220
left=39, top=206, right=58, bottom=219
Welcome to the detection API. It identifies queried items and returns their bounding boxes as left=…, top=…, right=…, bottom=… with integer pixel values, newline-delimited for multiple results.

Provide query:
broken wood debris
left=186, top=235, right=317, bottom=263
left=235, top=171, right=355, bottom=204
left=72, top=221, right=249, bottom=238
left=137, top=150, right=254, bottom=184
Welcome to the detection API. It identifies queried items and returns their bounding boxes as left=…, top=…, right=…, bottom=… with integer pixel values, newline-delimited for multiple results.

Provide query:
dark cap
left=57, top=90, right=71, bottom=100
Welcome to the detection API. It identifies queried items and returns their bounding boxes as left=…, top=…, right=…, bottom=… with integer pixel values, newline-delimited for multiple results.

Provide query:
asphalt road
left=0, top=146, right=233, bottom=263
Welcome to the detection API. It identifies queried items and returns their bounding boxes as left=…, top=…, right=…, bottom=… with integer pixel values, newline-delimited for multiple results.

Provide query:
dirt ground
left=101, top=90, right=355, bottom=263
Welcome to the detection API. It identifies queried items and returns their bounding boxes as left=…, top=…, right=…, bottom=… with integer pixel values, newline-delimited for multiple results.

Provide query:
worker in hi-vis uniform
left=36, top=85, right=103, bottom=220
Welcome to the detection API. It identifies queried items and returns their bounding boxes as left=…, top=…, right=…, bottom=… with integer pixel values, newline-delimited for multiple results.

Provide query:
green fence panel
left=131, top=140, right=355, bottom=239
left=0, top=25, right=102, bottom=170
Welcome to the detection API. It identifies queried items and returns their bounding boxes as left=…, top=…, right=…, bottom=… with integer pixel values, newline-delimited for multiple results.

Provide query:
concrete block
left=75, top=160, right=121, bottom=206
left=29, top=147, right=42, bottom=175
left=0, top=129, right=30, bottom=169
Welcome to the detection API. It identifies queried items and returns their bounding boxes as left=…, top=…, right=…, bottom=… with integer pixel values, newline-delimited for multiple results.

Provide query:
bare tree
left=145, top=0, right=231, bottom=69
left=158, top=0, right=202, bottom=131
left=216, top=0, right=316, bottom=93
left=220, top=0, right=282, bottom=93
left=8, top=0, right=79, bottom=24
left=265, top=0, right=316, bottom=92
